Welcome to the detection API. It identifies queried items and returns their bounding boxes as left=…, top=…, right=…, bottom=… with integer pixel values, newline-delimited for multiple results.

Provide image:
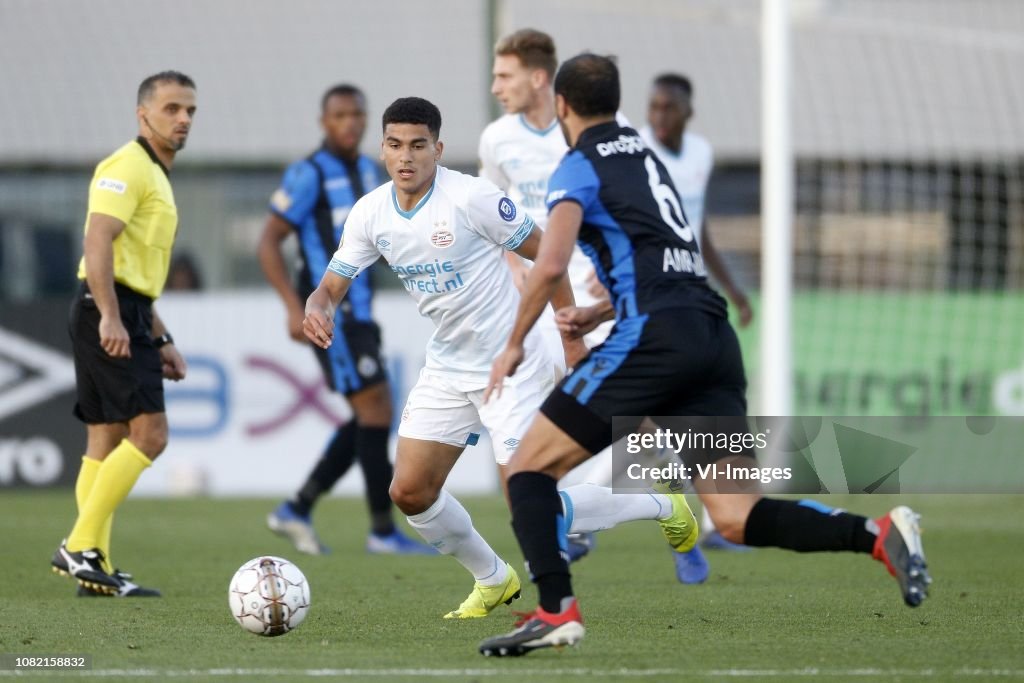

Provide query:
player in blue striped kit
left=480, top=54, right=930, bottom=657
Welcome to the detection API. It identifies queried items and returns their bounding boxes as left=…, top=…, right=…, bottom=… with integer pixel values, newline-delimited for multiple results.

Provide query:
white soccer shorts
left=398, top=363, right=557, bottom=465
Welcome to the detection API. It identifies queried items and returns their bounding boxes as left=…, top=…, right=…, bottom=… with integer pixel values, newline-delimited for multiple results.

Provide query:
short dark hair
left=553, top=53, right=619, bottom=118
left=382, top=97, right=442, bottom=139
left=653, top=73, right=693, bottom=99
left=321, top=83, right=366, bottom=112
left=495, top=29, right=558, bottom=80
left=137, top=71, right=195, bottom=105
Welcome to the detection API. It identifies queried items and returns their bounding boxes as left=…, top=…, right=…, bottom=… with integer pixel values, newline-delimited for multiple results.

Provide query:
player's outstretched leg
left=558, top=484, right=702, bottom=582
left=872, top=506, right=931, bottom=607
left=560, top=447, right=612, bottom=563
left=710, top=493, right=931, bottom=607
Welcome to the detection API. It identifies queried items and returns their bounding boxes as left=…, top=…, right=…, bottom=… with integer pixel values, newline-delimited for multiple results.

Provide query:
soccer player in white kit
left=480, top=29, right=612, bottom=348
left=306, top=96, right=698, bottom=618
left=639, top=73, right=752, bottom=327
left=480, top=31, right=705, bottom=576
left=303, top=96, right=589, bottom=619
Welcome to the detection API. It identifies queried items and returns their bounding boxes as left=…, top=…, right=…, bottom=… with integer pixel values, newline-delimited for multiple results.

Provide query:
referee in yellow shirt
left=51, top=71, right=196, bottom=597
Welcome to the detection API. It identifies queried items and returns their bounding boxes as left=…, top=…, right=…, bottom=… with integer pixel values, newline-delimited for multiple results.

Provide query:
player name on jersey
left=662, top=247, right=707, bottom=275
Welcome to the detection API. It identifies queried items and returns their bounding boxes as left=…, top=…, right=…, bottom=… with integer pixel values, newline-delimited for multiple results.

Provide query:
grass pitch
left=2, top=492, right=1023, bottom=681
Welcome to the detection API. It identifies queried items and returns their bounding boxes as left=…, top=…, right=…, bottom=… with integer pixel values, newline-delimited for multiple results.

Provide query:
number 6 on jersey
left=645, top=155, right=693, bottom=243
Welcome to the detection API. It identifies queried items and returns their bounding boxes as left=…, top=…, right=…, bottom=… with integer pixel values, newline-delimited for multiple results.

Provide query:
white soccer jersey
left=328, top=165, right=549, bottom=388
left=639, top=128, right=713, bottom=246
left=479, top=114, right=565, bottom=227
left=478, top=113, right=596, bottom=301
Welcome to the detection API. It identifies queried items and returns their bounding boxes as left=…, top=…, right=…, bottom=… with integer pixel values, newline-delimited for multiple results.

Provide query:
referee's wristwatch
left=153, top=333, right=175, bottom=349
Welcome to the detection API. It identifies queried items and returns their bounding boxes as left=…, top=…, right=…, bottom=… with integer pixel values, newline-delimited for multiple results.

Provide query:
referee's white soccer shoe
left=872, top=506, right=931, bottom=607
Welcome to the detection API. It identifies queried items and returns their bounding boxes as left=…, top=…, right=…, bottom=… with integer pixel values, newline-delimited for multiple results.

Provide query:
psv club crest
left=431, top=220, right=455, bottom=248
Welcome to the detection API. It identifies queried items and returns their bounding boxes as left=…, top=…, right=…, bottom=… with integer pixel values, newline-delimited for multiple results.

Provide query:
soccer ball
left=228, top=556, right=311, bottom=636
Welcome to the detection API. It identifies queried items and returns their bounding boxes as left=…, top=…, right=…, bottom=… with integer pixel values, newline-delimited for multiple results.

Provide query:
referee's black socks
left=743, top=497, right=877, bottom=554
left=507, top=471, right=574, bottom=613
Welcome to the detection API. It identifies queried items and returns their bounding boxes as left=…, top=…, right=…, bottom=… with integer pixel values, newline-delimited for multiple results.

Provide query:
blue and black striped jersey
left=270, top=147, right=383, bottom=322
left=546, top=122, right=727, bottom=321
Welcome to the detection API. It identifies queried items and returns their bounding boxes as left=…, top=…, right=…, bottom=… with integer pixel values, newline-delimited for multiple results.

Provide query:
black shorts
left=540, top=307, right=748, bottom=454
left=69, top=282, right=164, bottom=424
left=313, top=318, right=388, bottom=396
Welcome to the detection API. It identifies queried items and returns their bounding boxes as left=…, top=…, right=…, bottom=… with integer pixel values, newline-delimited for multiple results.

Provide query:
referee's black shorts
left=69, top=282, right=164, bottom=424
left=540, top=307, right=748, bottom=455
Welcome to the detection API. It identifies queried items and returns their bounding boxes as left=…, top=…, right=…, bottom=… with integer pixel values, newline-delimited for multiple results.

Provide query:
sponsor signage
left=0, top=292, right=500, bottom=495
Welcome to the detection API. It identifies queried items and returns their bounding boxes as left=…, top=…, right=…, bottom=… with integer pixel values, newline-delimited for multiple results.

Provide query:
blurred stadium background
left=1, top=0, right=1022, bottom=496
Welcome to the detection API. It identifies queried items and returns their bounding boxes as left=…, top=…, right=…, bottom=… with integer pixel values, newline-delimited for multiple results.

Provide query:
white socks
left=559, top=483, right=671, bottom=534
left=702, top=504, right=717, bottom=533
left=567, top=447, right=614, bottom=487
left=407, top=490, right=508, bottom=586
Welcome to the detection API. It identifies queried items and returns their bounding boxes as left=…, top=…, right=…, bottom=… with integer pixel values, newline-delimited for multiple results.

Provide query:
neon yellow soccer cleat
left=444, top=563, right=522, bottom=619
left=658, top=493, right=699, bottom=553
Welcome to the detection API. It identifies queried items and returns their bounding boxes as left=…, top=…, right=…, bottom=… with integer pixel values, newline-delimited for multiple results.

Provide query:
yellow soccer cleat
left=658, top=493, right=699, bottom=553
left=444, top=563, right=521, bottom=619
